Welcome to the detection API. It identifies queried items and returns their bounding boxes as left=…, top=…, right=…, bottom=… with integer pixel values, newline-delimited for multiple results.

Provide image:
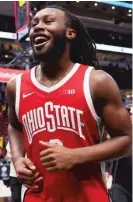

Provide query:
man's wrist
left=73, top=147, right=88, bottom=166
left=13, top=156, right=24, bottom=167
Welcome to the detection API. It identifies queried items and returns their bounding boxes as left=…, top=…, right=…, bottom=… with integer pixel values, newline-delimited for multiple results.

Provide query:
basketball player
left=6, top=5, right=132, bottom=202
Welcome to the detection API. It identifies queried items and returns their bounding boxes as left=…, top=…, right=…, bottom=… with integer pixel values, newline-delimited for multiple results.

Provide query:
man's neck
left=39, top=56, right=73, bottom=79
left=35, top=59, right=75, bottom=87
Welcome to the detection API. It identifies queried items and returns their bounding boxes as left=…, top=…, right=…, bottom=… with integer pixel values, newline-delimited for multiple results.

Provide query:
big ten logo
left=64, top=89, right=75, bottom=95
left=49, top=139, right=63, bottom=146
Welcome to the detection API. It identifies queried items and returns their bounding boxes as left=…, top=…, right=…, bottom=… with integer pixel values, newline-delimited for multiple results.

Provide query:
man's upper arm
left=91, top=70, right=132, bottom=139
left=5, top=78, right=22, bottom=130
left=6, top=78, right=25, bottom=160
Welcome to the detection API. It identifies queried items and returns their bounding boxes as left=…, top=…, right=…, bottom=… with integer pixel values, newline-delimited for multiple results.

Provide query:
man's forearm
left=74, top=136, right=132, bottom=165
left=8, top=124, right=25, bottom=166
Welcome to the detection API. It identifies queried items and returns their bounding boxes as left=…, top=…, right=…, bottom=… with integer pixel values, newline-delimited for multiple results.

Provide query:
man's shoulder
left=7, top=67, right=34, bottom=90
left=90, top=69, right=120, bottom=100
left=91, top=69, right=112, bottom=84
left=91, top=69, right=116, bottom=89
left=6, top=75, right=16, bottom=92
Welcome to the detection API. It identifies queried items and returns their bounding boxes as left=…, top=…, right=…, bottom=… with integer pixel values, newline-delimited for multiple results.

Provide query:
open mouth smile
left=34, top=35, right=49, bottom=48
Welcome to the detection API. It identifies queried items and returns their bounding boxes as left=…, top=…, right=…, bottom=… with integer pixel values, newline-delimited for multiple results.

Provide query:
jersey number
left=49, top=139, right=63, bottom=146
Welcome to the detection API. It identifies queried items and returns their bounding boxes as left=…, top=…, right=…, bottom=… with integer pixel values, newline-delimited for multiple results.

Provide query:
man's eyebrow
left=31, top=17, right=38, bottom=23
left=31, top=14, right=56, bottom=24
left=32, top=14, right=55, bottom=21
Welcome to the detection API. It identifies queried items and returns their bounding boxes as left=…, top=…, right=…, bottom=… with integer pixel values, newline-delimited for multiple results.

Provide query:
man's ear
left=66, top=28, right=76, bottom=40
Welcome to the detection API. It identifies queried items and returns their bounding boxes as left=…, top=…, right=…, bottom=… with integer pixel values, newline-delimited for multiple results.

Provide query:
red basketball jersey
left=16, top=63, right=110, bottom=202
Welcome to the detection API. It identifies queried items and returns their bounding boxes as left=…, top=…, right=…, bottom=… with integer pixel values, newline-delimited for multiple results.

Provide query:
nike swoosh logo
left=23, top=92, right=34, bottom=98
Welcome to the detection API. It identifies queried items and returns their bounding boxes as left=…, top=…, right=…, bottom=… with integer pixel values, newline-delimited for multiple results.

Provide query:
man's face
left=29, top=8, right=68, bottom=62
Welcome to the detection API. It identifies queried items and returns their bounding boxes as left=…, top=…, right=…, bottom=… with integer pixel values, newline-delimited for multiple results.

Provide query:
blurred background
left=0, top=1, right=132, bottom=202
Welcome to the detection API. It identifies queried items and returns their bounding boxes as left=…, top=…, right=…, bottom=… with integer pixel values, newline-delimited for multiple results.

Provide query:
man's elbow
left=124, top=135, right=132, bottom=156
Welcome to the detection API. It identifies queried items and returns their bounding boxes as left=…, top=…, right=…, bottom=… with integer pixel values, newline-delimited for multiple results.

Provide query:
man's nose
left=34, top=22, right=45, bottom=33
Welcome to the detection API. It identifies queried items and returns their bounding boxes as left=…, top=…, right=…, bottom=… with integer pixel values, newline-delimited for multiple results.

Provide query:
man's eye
left=45, top=20, right=54, bottom=24
left=32, top=23, right=37, bottom=27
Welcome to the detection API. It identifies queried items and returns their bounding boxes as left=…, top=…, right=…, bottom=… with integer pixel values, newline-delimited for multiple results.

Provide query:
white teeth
left=35, top=36, right=48, bottom=43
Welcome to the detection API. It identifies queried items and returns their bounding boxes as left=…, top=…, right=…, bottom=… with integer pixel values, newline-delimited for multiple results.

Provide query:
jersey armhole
left=83, top=66, right=101, bottom=122
left=83, top=67, right=106, bottom=140
left=15, top=74, right=22, bottom=122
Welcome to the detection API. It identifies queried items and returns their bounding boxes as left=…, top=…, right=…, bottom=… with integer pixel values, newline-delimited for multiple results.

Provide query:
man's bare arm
left=6, top=77, right=43, bottom=188
left=75, top=70, right=132, bottom=163
left=6, top=78, right=25, bottom=165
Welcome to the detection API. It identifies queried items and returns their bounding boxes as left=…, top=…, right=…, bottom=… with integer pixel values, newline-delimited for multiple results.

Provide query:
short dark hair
left=44, top=4, right=100, bottom=69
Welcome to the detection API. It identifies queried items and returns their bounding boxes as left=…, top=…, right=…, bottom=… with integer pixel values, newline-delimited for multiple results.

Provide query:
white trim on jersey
left=31, top=63, right=80, bottom=93
left=15, top=74, right=21, bottom=121
left=100, top=162, right=107, bottom=188
left=83, top=66, right=101, bottom=121
left=21, top=184, right=28, bottom=202
left=84, top=67, right=108, bottom=190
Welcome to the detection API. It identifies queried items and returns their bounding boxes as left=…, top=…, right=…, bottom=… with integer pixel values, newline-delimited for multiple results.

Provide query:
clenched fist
left=15, top=157, right=43, bottom=189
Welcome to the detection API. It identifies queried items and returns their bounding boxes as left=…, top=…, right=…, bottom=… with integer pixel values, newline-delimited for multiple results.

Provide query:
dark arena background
left=0, top=1, right=132, bottom=202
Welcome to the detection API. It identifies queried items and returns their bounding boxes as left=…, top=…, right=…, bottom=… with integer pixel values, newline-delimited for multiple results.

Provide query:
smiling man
left=6, top=5, right=132, bottom=202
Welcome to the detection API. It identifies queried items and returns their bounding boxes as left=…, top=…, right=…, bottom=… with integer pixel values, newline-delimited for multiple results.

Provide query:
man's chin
left=33, top=52, right=47, bottom=61
left=33, top=50, right=53, bottom=62
left=34, top=46, right=46, bottom=53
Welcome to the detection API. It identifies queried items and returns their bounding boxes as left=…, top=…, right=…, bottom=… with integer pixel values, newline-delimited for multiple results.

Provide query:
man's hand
left=39, top=141, right=76, bottom=172
left=15, top=157, right=43, bottom=189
